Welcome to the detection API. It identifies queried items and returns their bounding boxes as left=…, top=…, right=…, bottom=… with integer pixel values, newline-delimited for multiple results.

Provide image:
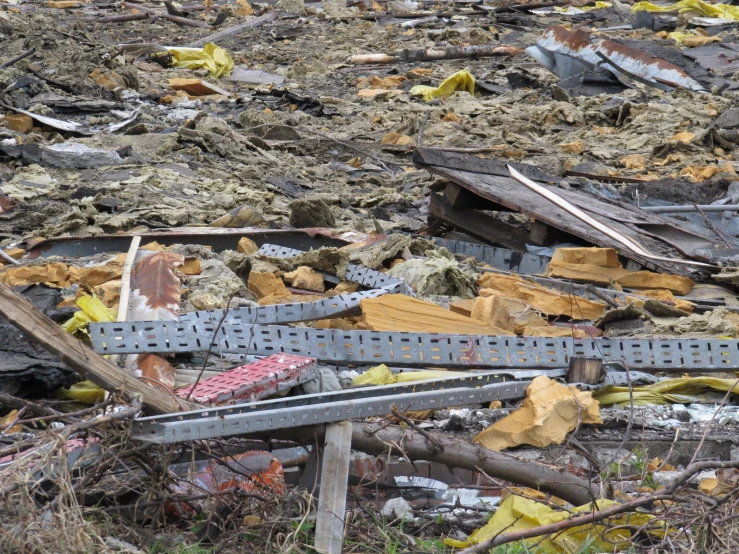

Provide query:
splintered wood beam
left=428, top=193, right=530, bottom=252
left=0, top=282, right=194, bottom=414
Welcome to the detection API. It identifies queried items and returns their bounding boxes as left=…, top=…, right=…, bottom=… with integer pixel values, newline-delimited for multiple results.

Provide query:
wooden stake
left=314, top=422, right=352, bottom=554
left=0, top=282, right=193, bottom=414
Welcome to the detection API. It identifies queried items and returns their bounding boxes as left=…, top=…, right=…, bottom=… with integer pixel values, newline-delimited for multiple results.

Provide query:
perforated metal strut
left=89, top=320, right=739, bottom=372
left=132, top=375, right=533, bottom=443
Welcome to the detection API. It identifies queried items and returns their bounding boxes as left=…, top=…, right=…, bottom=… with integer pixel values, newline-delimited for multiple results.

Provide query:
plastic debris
left=445, top=494, right=661, bottom=551
left=352, top=364, right=464, bottom=386
left=167, top=43, right=235, bottom=77
left=594, top=377, right=739, bottom=406
left=409, top=69, right=475, bottom=101
left=633, top=0, right=739, bottom=20
left=61, top=295, right=116, bottom=334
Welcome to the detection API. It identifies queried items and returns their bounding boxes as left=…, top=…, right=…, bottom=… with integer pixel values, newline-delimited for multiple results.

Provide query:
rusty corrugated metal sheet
left=526, top=26, right=706, bottom=92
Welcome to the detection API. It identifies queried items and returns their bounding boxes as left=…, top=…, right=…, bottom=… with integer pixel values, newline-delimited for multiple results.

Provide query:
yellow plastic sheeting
left=409, top=69, right=475, bottom=101
left=444, top=495, right=659, bottom=551
left=167, top=43, right=235, bottom=77
left=632, top=0, right=739, bottom=20
left=59, top=296, right=113, bottom=404
left=61, top=295, right=116, bottom=334
left=664, top=31, right=722, bottom=46
left=352, top=364, right=464, bottom=386
left=594, top=377, right=739, bottom=406
left=59, top=380, right=106, bottom=404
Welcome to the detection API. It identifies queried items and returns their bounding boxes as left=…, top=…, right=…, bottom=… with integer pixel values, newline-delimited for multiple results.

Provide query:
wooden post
left=567, top=357, right=603, bottom=385
left=314, top=421, right=352, bottom=554
left=0, top=282, right=193, bottom=414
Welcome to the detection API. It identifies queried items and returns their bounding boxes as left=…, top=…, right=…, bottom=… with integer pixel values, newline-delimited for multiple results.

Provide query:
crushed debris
left=3, top=0, right=739, bottom=552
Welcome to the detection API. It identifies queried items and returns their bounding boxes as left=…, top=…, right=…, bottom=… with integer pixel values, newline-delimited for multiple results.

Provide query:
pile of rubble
left=3, top=0, right=739, bottom=551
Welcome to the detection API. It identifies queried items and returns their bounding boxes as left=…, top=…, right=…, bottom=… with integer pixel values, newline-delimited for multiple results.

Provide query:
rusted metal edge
left=27, top=228, right=364, bottom=259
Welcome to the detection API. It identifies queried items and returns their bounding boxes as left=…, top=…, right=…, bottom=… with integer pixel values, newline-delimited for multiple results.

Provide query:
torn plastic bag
left=633, top=0, right=739, bottom=20
left=594, top=377, right=739, bottom=406
left=409, top=69, right=475, bottom=101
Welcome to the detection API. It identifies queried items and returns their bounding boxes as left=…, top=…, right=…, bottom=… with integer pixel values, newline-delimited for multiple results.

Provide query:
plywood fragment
left=471, top=295, right=515, bottom=333
left=449, top=298, right=475, bottom=318
left=330, top=281, right=359, bottom=295
left=258, top=293, right=323, bottom=305
left=71, top=264, right=123, bottom=288
left=548, top=247, right=694, bottom=295
left=477, top=289, right=549, bottom=333
left=616, top=271, right=693, bottom=295
left=474, top=376, right=602, bottom=450
left=248, top=271, right=290, bottom=299
left=361, top=294, right=514, bottom=335
left=477, top=273, right=605, bottom=320
left=3, top=247, right=24, bottom=260
left=632, top=289, right=694, bottom=314
left=93, top=279, right=121, bottom=308
left=551, top=247, right=621, bottom=268
left=284, top=266, right=325, bottom=293
left=237, top=237, right=259, bottom=254
left=182, top=258, right=202, bottom=275
left=169, top=77, right=231, bottom=97
left=0, top=262, right=70, bottom=287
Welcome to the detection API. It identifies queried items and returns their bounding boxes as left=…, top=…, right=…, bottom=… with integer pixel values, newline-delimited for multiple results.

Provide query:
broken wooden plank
left=314, top=421, right=352, bottom=554
left=0, top=282, right=191, bottom=414
left=428, top=193, right=530, bottom=252
left=414, top=148, right=714, bottom=278
left=361, top=294, right=515, bottom=335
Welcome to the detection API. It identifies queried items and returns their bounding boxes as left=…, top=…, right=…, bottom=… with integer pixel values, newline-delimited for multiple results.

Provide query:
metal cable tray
left=89, top=320, right=739, bottom=371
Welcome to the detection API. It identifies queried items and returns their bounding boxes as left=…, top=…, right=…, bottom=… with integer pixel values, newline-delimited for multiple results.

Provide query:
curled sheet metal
left=526, top=26, right=706, bottom=92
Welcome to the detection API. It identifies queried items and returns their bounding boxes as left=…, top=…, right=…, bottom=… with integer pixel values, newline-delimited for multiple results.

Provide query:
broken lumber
left=0, top=282, right=193, bottom=414
left=188, top=11, right=278, bottom=47
left=349, top=45, right=523, bottom=64
left=122, top=1, right=209, bottom=28
left=360, top=294, right=515, bottom=335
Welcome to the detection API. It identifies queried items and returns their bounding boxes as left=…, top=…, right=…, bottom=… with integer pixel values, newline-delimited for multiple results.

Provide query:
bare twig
left=390, top=405, right=443, bottom=453
left=693, top=203, right=733, bottom=248
left=688, top=379, right=739, bottom=466
left=186, top=292, right=239, bottom=399
left=1, top=48, right=35, bottom=69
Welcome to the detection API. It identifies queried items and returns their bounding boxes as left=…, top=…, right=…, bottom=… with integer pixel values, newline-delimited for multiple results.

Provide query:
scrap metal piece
left=132, top=380, right=532, bottom=443
left=526, top=26, right=706, bottom=92
left=256, top=243, right=415, bottom=296
left=175, top=354, right=316, bottom=404
left=430, top=236, right=550, bottom=275
left=180, top=289, right=394, bottom=325
left=89, top=319, right=739, bottom=372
